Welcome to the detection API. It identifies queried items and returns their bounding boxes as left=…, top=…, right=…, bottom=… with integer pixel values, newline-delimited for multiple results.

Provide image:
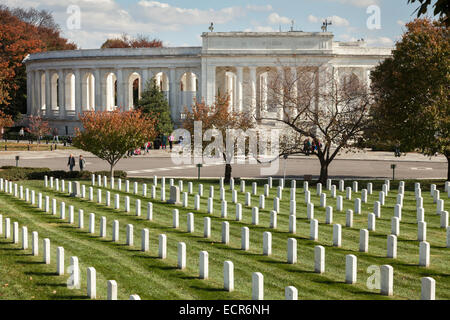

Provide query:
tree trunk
left=318, top=162, right=328, bottom=185
left=224, top=163, right=232, bottom=183
left=446, top=154, right=450, bottom=182
left=110, top=163, right=115, bottom=182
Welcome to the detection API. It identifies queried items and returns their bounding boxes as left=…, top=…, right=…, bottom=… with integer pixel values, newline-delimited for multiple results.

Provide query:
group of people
left=67, top=154, right=86, bottom=172
left=127, top=134, right=176, bottom=156
left=303, top=138, right=322, bottom=155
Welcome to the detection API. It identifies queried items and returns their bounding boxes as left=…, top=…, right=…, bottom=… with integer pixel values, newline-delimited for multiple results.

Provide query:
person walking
left=162, top=134, right=167, bottom=150
left=79, top=155, right=86, bottom=171
left=67, top=154, right=75, bottom=172
left=168, top=134, right=174, bottom=151
left=52, top=128, right=59, bottom=143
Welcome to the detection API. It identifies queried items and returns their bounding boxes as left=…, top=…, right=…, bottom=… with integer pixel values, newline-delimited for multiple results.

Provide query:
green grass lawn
left=0, top=177, right=448, bottom=300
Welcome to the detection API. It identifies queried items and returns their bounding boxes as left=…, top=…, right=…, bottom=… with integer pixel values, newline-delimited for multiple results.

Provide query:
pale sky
left=3, top=0, right=429, bottom=49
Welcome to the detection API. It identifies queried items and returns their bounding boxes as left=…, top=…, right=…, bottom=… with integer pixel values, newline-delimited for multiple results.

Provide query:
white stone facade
left=24, top=32, right=391, bottom=134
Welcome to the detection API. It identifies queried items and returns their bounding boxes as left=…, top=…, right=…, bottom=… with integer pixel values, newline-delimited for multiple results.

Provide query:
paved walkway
left=0, top=147, right=446, bottom=162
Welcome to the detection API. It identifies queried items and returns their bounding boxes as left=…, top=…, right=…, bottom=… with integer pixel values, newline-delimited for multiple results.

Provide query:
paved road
left=2, top=151, right=447, bottom=180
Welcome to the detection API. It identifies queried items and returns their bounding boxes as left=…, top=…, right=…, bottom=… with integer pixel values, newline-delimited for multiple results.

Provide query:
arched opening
left=51, top=73, right=59, bottom=110
left=154, top=72, right=169, bottom=102
left=179, top=72, right=198, bottom=114
left=65, top=73, right=75, bottom=114
left=105, top=72, right=117, bottom=111
left=40, top=73, right=46, bottom=111
left=82, top=72, right=95, bottom=111
left=128, top=72, right=141, bottom=109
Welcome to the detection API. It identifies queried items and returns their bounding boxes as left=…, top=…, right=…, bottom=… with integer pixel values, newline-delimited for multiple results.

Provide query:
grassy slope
left=0, top=178, right=448, bottom=300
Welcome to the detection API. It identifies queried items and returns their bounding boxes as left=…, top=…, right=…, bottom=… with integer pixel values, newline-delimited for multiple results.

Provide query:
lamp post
left=197, top=163, right=203, bottom=180
left=391, top=164, right=397, bottom=180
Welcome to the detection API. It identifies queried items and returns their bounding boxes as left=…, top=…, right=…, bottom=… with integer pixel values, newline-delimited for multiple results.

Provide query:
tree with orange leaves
left=101, top=34, right=163, bottom=49
left=0, top=110, right=14, bottom=139
left=26, top=115, right=51, bottom=143
left=183, top=94, right=255, bottom=182
left=73, top=110, right=158, bottom=178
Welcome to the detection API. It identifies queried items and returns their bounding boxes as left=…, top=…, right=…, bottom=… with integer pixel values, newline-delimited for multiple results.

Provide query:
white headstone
left=147, top=202, right=153, bottom=220
left=100, top=217, right=106, bottom=238
left=352, top=181, right=358, bottom=193
left=380, top=265, right=393, bottom=296
left=182, top=192, right=188, bottom=208
left=273, top=197, right=280, bottom=213
left=331, top=185, right=336, bottom=198
left=325, top=206, right=333, bottom=224
left=187, top=212, right=194, bottom=233
left=209, top=185, right=214, bottom=198
left=89, top=213, right=95, bottom=234
left=56, top=247, right=64, bottom=275
left=320, top=193, right=326, bottom=208
left=259, top=195, right=265, bottom=209
left=224, top=261, right=234, bottom=292
left=252, top=207, right=259, bottom=225
left=232, top=190, right=237, bottom=203
left=270, top=210, right=277, bottom=229
left=310, top=219, right=318, bottom=241
left=345, top=209, right=353, bottom=228
left=368, top=213, right=376, bottom=231
left=199, top=251, right=209, bottom=279
left=336, top=196, right=343, bottom=212
left=252, top=182, right=257, bottom=195
left=391, top=217, right=400, bottom=236
left=387, top=235, right=397, bottom=258
left=141, top=228, right=149, bottom=252
left=222, top=222, right=230, bottom=244
left=379, top=191, right=385, bottom=206
left=307, top=203, right=314, bottom=220
left=314, top=245, right=325, bottom=274
left=441, top=211, right=448, bottom=228
left=263, top=232, right=272, bottom=256
left=333, top=224, right=341, bottom=247
left=316, top=183, right=322, bottom=196
left=289, top=215, right=296, bottom=234
left=107, top=280, right=118, bottom=300
left=361, top=189, right=367, bottom=203
left=245, top=192, right=251, bottom=207
left=346, top=187, right=352, bottom=200
left=112, top=220, right=119, bottom=242
left=264, top=184, right=269, bottom=197
left=235, top=203, right=242, bottom=221
left=241, top=227, right=250, bottom=251
left=345, top=254, right=357, bottom=284
left=221, top=200, right=228, bottom=218
left=252, top=272, right=264, bottom=300
left=240, top=180, right=246, bottom=193
left=204, top=217, right=211, bottom=238
left=419, top=241, right=430, bottom=267
left=79, top=209, right=84, bottom=229
left=43, top=238, right=50, bottom=264
left=418, top=221, right=427, bottom=242
left=21, top=226, right=28, bottom=250
left=70, top=256, right=80, bottom=289
left=87, top=267, right=96, bottom=299
left=198, top=184, right=203, bottom=197
left=126, top=224, right=133, bottom=246
left=374, top=201, right=381, bottom=218
left=359, top=229, right=369, bottom=252
left=177, top=242, right=186, bottom=269
left=285, top=286, right=298, bottom=300
left=158, top=234, right=167, bottom=259
left=305, top=190, right=310, bottom=204
left=394, top=204, right=402, bottom=221
left=194, top=195, right=200, bottom=210
left=367, top=182, right=373, bottom=195
left=354, top=198, right=361, bottom=214
left=421, top=277, right=435, bottom=300
left=32, top=231, right=38, bottom=256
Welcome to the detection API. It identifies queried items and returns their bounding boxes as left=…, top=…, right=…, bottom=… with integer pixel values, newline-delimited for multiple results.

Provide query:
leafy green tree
left=369, top=18, right=450, bottom=180
left=408, top=0, right=449, bottom=26
left=135, top=78, right=173, bottom=135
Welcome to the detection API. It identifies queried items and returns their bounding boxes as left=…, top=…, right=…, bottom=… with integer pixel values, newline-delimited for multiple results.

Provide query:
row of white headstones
left=45, top=175, right=449, bottom=299
left=49, top=175, right=449, bottom=299
left=2, top=176, right=449, bottom=300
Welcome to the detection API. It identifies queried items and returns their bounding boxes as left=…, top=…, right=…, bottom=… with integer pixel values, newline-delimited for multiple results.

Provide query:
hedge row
left=0, top=166, right=127, bottom=181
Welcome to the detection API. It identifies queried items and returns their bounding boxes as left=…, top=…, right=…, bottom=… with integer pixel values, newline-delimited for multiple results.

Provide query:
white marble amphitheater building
left=24, top=31, right=392, bottom=135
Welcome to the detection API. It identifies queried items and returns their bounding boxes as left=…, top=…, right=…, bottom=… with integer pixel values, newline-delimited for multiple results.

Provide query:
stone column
left=34, top=70, right=41, bottom=115
left=206, top=65, right=216, bottom=105
left=169, top=68, right=177, bottom=120
left=58, top=70, right=65, bottom=119
left=236, top=67, right=243, bottom=112
left=45, top=70, right=51, bottom=117
left=249, top=66, right=257, bottom=116
left=276, top=66, right=284, bottom=120
left=94, top=69, right=102, bottom=111
left=142, top=68, right=149, bottom=92
left=291, top=67, right=298, bottom=118
left=74, top=69, right=82, bottom=118
left=116, top=67, right=124, bottom=110
left=26, top=69, right=32, bottom=115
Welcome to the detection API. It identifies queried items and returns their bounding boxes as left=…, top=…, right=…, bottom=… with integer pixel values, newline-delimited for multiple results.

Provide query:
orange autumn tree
left=26, top=115, right=50, bottom=143
left=0, top=110, right=14, bottom=139
left=73, top=110, right=157, bottom=178
left=183, top=94, right=254, bottom=182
